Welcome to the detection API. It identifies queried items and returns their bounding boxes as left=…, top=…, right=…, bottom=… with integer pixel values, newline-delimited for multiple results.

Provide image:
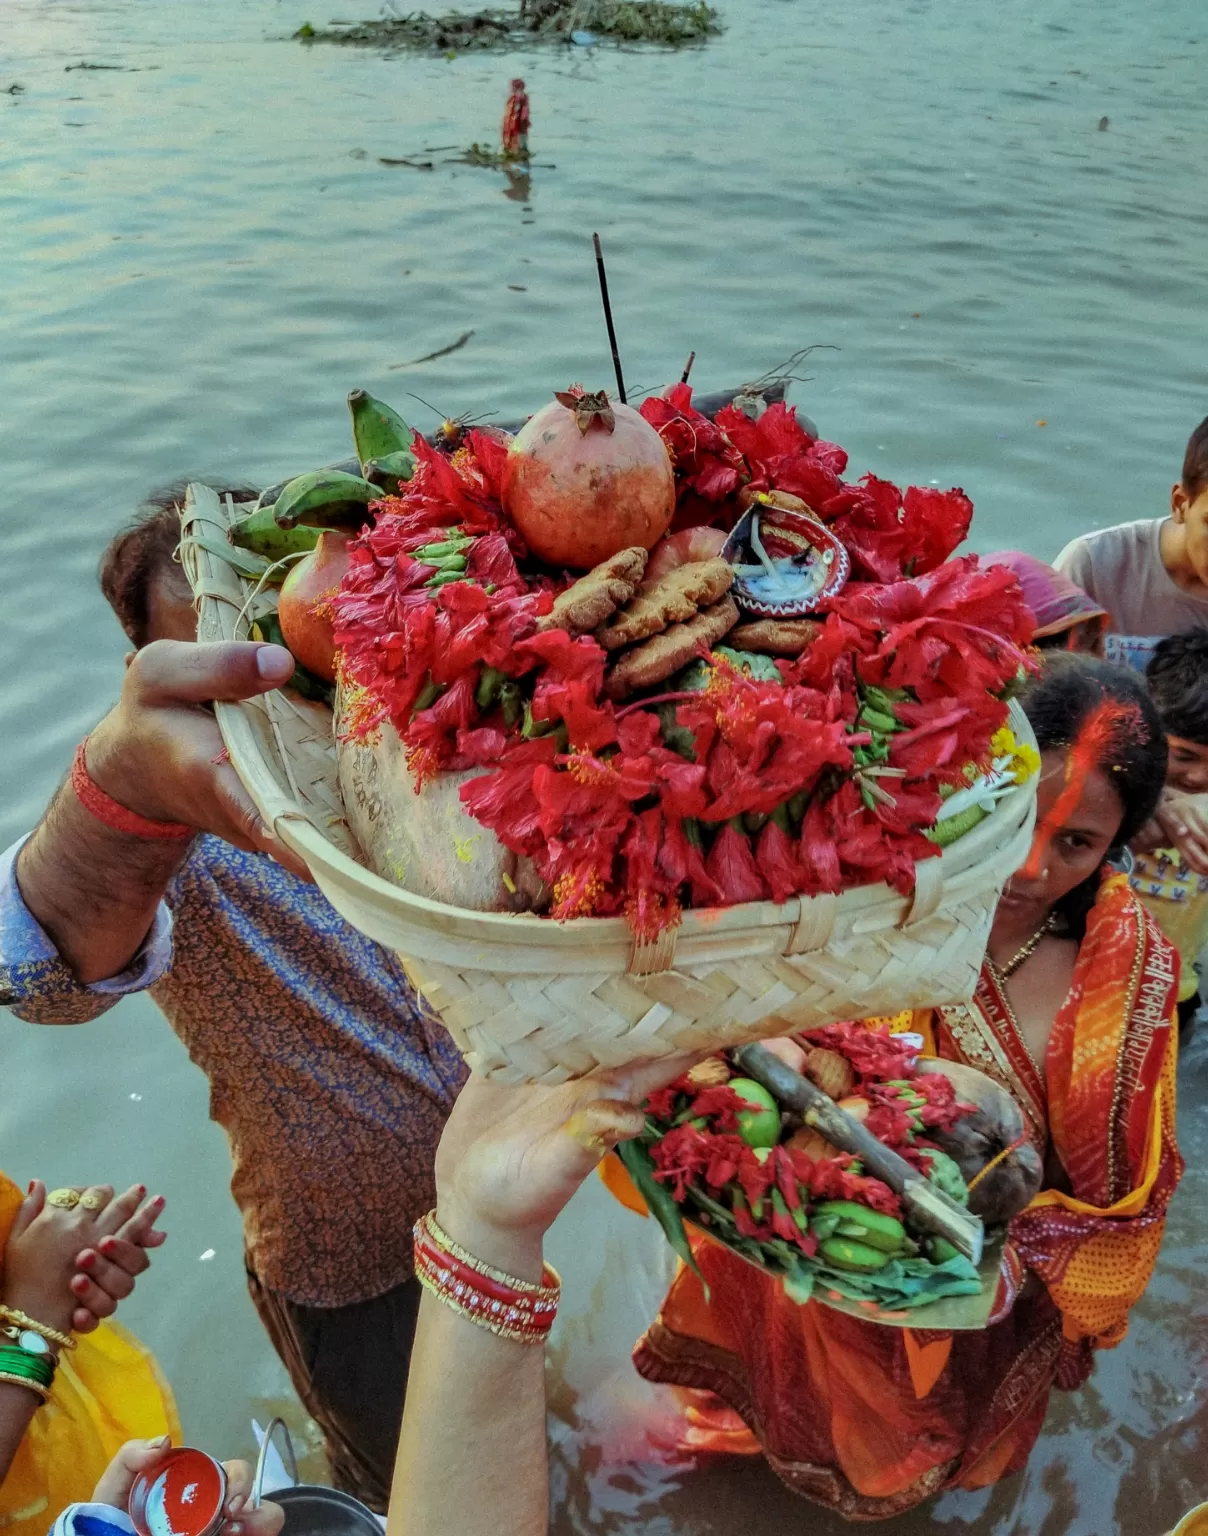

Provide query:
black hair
left=1018, top=653, right=1168, bottom=937
left=1182, top=415, right=1208, bottom=499
left=99, top=481, right=256, bottom=646
left=1146, top=629, right=1208, bottom=747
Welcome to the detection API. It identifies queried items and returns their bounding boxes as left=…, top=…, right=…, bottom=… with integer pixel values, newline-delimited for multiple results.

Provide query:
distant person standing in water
left=1054, top=414, right=1208, bottom=671
left=502, top=78, right=530, bottom=158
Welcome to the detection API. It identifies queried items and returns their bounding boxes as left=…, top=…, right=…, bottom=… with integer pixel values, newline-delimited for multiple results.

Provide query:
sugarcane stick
left=732, top=1043, right=985, bottom=1264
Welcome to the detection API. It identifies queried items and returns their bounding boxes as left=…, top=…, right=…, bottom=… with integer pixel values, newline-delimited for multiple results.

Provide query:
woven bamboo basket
left=180, top=483, right=1038, bottom=1084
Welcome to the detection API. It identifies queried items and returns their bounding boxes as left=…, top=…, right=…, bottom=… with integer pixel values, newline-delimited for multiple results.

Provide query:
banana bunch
left=810, top=1200, right=918, bottom=1272
left=231, top=389, right=415, bottom=563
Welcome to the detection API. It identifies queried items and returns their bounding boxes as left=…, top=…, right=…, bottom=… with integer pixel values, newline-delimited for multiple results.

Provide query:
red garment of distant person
left=502, top=78, right=531, bottom=155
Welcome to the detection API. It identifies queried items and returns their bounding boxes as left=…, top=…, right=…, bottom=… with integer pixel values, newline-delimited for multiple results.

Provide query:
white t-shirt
left=1054, top=518, right=1208, bottom=645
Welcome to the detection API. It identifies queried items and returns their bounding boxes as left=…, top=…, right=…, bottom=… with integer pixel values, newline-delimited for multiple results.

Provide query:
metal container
left=129, top=1448, right=228, bottom=1536
left=252, top=1419, right=383, bottom=1536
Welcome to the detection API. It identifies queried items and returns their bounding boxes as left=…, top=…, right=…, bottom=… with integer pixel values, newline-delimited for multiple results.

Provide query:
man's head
left=1171, top=415, right=1208, bottom=585
left=99, top=483, right=255, bottom=647
left=1146, top=628, right=1208, bottom=794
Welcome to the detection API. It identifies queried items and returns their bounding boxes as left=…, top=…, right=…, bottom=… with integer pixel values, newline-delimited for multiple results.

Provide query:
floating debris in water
left=292, top=0, right=720, bottom=54
left=388, top=329, right=476, bottom=369
left=198, top=1248, right=216, bottom=1262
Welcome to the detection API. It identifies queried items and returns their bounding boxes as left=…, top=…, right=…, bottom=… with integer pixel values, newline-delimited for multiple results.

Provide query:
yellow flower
left=1011, top=741, right=1041, bottom=783
left=991, top=724, right=1040, bottom=784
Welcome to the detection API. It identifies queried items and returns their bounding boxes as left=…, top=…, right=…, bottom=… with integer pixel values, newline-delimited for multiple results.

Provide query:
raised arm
left=12, top=640, right=298, bottom=987
left=388, top=1055, right=698, bottom=1536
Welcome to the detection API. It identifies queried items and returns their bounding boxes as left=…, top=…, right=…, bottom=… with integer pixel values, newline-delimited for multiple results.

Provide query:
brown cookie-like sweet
left=534, top=546, right=648, bottom=635
left=736, top=487, right=813, bottom=515
left=603, top=595, right=739, bottom=699
left=596, top=558, right=734, bottom=651
left=727, top=617, right=820, bottom=656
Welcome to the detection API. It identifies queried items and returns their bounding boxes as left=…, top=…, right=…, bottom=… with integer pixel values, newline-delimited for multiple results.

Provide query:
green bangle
left=0, top=1347, right=55, bottom=1390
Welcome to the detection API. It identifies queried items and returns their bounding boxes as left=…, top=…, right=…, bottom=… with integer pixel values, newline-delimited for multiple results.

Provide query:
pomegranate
left=644, top=525, right=728, bottom=585
left=277, top=531, right=352, bottom=682
left=501, top=388, right=675, bottom=569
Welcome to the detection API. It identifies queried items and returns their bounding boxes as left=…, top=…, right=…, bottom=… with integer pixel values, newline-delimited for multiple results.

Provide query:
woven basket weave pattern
left=180, top=484, right=1037, bottom=1084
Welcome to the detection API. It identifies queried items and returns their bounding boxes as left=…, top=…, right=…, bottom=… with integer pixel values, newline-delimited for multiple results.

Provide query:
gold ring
left=77, top=1193, right=106, bottom=1211
left=47, top=1189, right=80, bottom=1210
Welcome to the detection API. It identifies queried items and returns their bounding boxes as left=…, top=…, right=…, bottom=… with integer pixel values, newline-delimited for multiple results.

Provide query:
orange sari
left=631, top=876, right=1183, bottom=1519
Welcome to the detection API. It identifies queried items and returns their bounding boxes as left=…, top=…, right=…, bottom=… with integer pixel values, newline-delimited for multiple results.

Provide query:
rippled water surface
left=2, top=0, right=1207, bottom=1530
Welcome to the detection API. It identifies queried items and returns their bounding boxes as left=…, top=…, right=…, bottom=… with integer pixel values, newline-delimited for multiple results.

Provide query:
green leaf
left=615, top=1140, right=704, bottom=1289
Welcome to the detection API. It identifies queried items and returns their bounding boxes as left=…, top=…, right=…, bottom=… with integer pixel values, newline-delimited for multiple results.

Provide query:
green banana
left=230, top=505, right=324, bottom=562
left=348, top=388, right=412, bottom=468
left=919, top=1149, right=970, bottom=1206
left=927, top=803, right=988, bottom=847
left=860, top=705, right=899, bottom=734
left=818, top=1236, right=892, bottom=1273
left=363, top=450, right=417, bottom=494
left=813, top=1202, right=912, bottom=1254
left=476, top=666, right=505, bottom=710
left=272, top=470, right=378, bottom=530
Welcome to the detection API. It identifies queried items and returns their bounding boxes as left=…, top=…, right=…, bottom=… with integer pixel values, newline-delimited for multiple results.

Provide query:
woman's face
left=996, top=747, right=1125, bottom=925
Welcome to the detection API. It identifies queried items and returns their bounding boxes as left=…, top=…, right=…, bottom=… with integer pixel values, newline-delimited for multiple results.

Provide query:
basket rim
left=183, top=482, right=1038, bottom=965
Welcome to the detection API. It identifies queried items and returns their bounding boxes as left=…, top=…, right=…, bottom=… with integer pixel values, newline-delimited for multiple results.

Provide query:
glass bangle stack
left=0, top=1326, right=57, bottom=1401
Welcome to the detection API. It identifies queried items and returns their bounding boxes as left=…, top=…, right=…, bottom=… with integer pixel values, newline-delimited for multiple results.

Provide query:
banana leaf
left=616, top=1138, right=704, bottom=1287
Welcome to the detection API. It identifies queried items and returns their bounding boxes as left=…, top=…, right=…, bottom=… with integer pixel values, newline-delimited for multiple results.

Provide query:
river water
left=2, top=0, right=1207, bottom=1529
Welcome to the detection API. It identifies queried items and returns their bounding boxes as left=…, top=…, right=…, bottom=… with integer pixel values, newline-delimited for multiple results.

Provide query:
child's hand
left=1153, top=789, right=1208, bottom=875
left=92, top=1440, right=284, bottom=1536
left=2, top=1182, right=165, bottom=1338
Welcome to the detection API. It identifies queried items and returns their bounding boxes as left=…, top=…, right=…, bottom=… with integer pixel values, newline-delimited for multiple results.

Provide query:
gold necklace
left=989, top=912, right=1058, bottom=980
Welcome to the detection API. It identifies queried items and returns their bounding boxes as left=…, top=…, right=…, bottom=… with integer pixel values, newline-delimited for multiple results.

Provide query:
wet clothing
left=1054, top=518, right=1208, bottom=664
left=247, top=1266, right=421, bottom=1512
left=632, top=877, right=1183, bottom=1518
left=0, top=1174, right=179, bottom=1536
left=0, top=833, right=466, bottom=1500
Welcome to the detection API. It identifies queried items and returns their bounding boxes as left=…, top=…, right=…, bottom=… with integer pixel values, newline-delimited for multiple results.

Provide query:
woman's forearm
left=388, top=1292, right=548, bottom=1536
left=0, top=1380, right=41, bottom=1487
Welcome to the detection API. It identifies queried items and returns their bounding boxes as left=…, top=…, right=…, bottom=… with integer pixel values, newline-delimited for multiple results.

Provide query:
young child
left=1131, top=629, right=1208, bottom=1030
left=1055, top=415, right=1208, bottom=671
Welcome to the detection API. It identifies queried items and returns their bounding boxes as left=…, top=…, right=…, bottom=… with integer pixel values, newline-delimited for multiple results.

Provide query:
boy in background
left=1131, top=629, right=1208, bottom=1031
left=1055, top=415, right=1208, bottom=671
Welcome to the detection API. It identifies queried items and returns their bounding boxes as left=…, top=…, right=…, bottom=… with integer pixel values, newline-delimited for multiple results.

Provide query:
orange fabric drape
left=0, top=1175, right=179, bottom=1536
left=631, top=877, right=1183, bottom=1519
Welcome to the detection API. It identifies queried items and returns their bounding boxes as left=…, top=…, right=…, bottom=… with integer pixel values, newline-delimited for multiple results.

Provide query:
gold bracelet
left=0, top=1371, right=49, bottom=1402
left=0, top=1307, right=75, bottom=1352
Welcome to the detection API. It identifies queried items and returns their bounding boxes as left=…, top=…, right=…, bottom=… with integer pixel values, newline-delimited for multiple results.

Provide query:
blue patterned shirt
left=0, top=835, right=466, bottom=1308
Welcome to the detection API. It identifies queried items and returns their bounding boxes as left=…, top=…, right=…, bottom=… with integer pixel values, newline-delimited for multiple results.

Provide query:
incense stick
left=592, top=232, right=626, bottom=404
left=680, top=350, right=696, bottom=384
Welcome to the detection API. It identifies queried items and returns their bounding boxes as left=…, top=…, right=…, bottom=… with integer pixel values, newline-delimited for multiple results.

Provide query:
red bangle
left=413, top=1211, right=560, bottom=1345
left=70, top=739, right=194, bottom=842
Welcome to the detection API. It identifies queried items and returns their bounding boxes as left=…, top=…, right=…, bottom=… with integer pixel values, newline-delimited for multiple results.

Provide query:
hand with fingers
left=92, top=1439, right=284, bottom=1536
left=1151, top=788, right=1208, bottom=876
left=434, top=1053, right=703, bottom=1276
left=84, top=639, right=308, bottom=876
left=2, top=1182, right=166, bottom=1340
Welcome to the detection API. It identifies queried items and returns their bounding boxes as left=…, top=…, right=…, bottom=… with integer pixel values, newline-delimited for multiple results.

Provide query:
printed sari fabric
left=0, top=1175, right=179, bottom=1536
left=632, top=875, right=1183, bottom=1519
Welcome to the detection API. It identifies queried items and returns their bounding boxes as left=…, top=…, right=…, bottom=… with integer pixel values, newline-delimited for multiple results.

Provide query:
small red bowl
left=129, top=1448, right=228, bottom=1536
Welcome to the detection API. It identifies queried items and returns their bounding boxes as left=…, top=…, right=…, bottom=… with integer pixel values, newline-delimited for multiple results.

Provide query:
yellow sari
left=0, top=1175, right=179, bottom=1536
